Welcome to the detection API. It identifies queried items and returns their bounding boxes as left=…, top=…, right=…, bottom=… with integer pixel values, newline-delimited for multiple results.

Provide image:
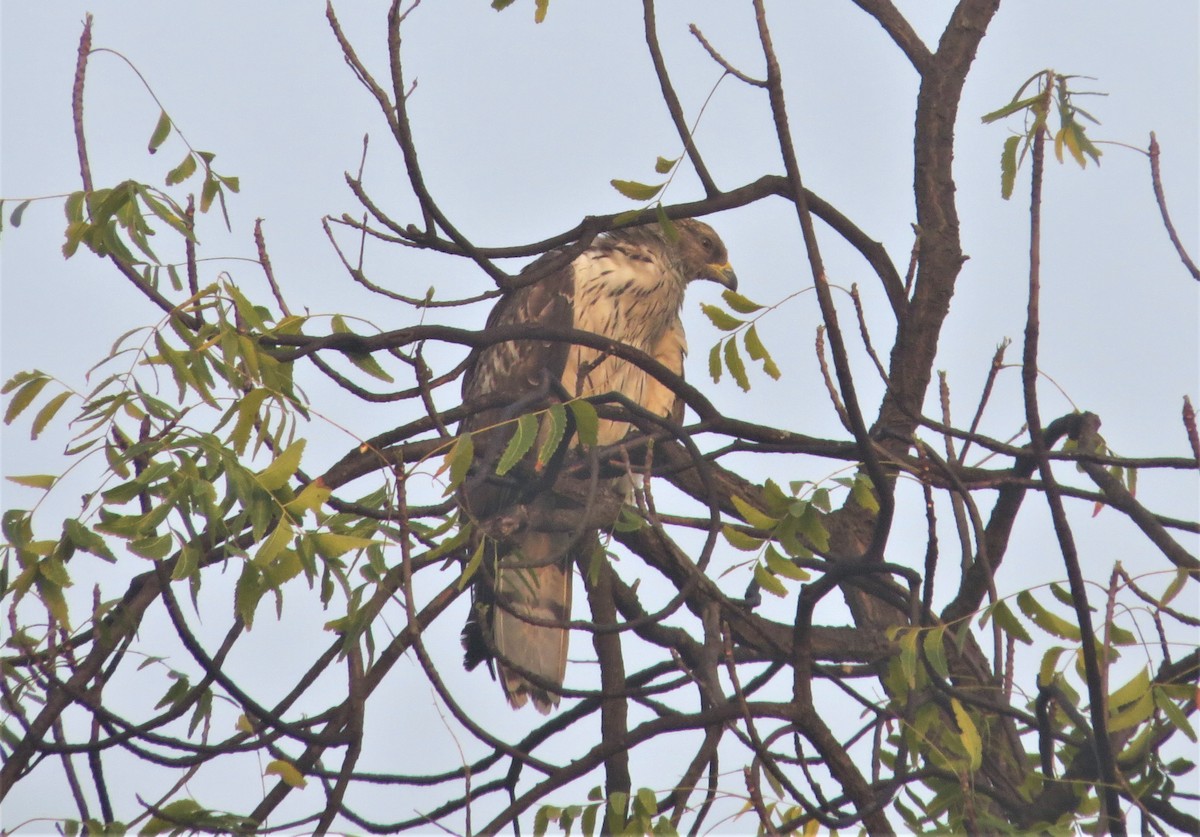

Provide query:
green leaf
left=142, top=799, right=202, bottom=836
left=235, top=564, right=265, bottom=628
left=8, top=474, right=56, bottom=490
left=256, top=439, right=305, bottom=491
left=1153, top=686, right=1197, bottom=742
left=130, top=533, right=174, bottom=561
left=743, top=324, right=782, bottom=381
left=753, top=561, right=788, bottom=598
left=610, top=179, right=664, bottom=201
left=707, top=341, right=722, bottom=384
left=567, top=399, right=599, bottom=446
left=951, top=697, right=982, bottom=772
left=981, top=93, right=1043, bottom=124
left=255, top=517, right=294, bottom=566
left=701, top=303, right=743, bottom=332
left=537, top=403, right=568, bottom=469
left=655, top=202, right=677, bottom=242
left=1108, top=688, right=1154, bottom=734
left=534, top=0, right=549, bottom=23
left=1108, top=666, right=1150, bottom=711
left=897, top=628, right=918, bottom=689
left=923, top=626, right=950, bottom=680
left=265, top=759, right=308, bottom=788
left=495, top=413, right=537, bottom=476
left=30, top=390, right=72, bottom=440
left=990, top=600, right=1033, bottom=645
left=1037, top=645, right=1068, bottom=687
left=309, top=532, right=374, bottom=560
left=344, top=350, right=394, bottom=383
left=148, top=110, right=172, bottom=153
left=4, top=374, right=50, bottom=425
left=166, top=153, right=198, bottom=186
left=654, top=155, right=678, bottom=174
left=1000, top=134, right=1020, bottom=200
left=1017, top=590, right=1081, bottom=641
left=444, top=433, right=475, bottom=491
left=1160, top=567, right=1188, bottom=607
left=723, top=338, right=750, bottom=392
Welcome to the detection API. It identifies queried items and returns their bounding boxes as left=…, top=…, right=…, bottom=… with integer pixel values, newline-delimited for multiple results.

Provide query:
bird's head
left=669, top=218, right=738, bottom=291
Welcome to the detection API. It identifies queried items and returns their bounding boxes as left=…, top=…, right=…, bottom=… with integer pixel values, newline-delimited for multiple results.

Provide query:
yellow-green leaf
left=922, top=626, right=950, bottom=681
left=148, top=110, right=172, bottom=153
left=30, top=390, right=72, bottom=440
left=166, top=152, right=198, bottom=186
left=753, top=561, right=788, bottom=597
left=744, top=324, right=781, bottom=380
left=722, top=289, right=763, bottom=314
left=1153, top=686, right=1197, bottom=742
left=310, top=531, right=374, bottom=560
left=708, top=341, right=722, bottom=384
left=610, top=179, right=664, bottom=201
left=764, top=544, right=808, bottom=581
left=4, top=375, right=50, bottom=425
left=701, top=303, right=743, bottom=332
left=8, top=474, right=56, bottom=490
left=265, top=759, right=308, bottom=788
left=1000, top=134, right=1020, bottom=200
left=1107, top=689, right=1154, bottom=734
left=256, top=439, right=305, bottom=492
left=991, top=600, right=1033, bottom=645
left=286, top=479, right=332, bottom=516
left=443, top=433, right=475, bottom=490
left=1017, top=590, right=1081, bottom=641
left=731, top=493, right=779, bottom=531
left=254, top=517, right=294, bottom=566
left=721, top=524, right=763, bottom=552
left=951, top=697, right=982, bottom=772
left=723, top=338, right=750, bottom=392
left=654, top=155, right=678, bottom=174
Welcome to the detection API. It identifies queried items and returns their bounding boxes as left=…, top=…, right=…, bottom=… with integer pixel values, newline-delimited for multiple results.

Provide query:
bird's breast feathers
left=564, top=243, right=687, bottom=444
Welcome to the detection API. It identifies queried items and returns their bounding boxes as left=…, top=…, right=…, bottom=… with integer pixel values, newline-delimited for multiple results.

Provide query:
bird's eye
left=700, top=236, right=712, bottom=249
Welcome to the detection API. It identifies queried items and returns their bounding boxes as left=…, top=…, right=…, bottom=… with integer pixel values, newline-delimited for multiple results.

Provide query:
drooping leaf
left=4, top=374, right=50, bottom=425
left=654, top=155, right=678, bottom=174
left=536, top=403, right=568, bottom=469
left=148, top=110, right=172, bottom=153
left=30, top=390, right=72, bottom=440
left=708, top=341, right=722, bottom=384
left=990, top=600, right=1033, bottom=645
left=753, top=561, right=788, bottom=597
left=7, top=474, right=56, bottom=490
left=459, top=539, right=486, bottom=589
left=1017, top=590, right=1081, bottom=641
left=1000, top=134, right=1020, bottom=200
left=722, top=289, right=763, bottom=314
left=495, top=413, right=537, bottom=476
left=534, top=0, right=549, bottom=23
left=951, top=697, right=982, bottom=772
left=10, top=199, right=32, bottom=228
left=922, top=626, right=950, bottom=681
left=764, top=544, right=808, bottom=581
left=701, top=303, right=743, bottom=332
left=567, top=399, right=599, bottom=446
left=723, top=338, right=750, bottom=392
left=731, top=493, right=779, bottom=531
left=166, top=152, right=198, bottom=186
left=444, top=433, right=475, bottom=491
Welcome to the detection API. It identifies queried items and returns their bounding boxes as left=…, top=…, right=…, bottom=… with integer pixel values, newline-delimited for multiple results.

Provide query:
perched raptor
left=459, top=218, right=736, bottom=712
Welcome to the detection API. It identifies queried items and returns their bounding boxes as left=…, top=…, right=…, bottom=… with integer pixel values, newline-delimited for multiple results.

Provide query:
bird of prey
left=459, top=218, right=736, bottom=712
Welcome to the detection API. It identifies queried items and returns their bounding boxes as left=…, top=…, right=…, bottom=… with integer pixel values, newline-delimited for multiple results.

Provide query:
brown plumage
left=459, top=219, right=736, bottom=712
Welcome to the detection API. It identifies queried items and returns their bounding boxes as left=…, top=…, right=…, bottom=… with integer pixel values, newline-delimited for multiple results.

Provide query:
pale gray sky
left=2, top=2, right=1197, bottom=833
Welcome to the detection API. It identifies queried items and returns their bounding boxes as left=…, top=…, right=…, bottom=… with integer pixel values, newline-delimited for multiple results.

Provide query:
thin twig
left=1148, top=133, right=1200, bottom=280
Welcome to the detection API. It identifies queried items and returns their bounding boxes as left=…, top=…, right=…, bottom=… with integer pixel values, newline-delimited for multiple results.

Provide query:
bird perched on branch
left=459, top=218, right=737, bottom=712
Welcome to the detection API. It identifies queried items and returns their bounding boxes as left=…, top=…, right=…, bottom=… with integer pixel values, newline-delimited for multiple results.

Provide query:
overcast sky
left=2, top=2, right=1197, bottom=832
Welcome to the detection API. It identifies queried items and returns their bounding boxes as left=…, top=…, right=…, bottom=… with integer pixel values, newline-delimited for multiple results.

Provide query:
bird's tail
left=492, top=531, right=574, bottom=714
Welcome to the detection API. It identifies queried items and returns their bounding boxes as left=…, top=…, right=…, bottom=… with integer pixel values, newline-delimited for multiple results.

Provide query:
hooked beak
left=704, top=262, right=738, bottom=291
